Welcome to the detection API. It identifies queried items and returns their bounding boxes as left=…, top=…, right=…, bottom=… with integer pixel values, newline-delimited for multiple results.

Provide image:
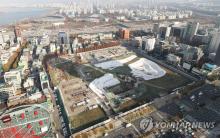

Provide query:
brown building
left=119, top=28, right=130, bottom=39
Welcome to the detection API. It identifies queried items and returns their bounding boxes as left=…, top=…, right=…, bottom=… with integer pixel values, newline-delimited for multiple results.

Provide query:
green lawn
left=70, top=107, right=106, bottom=129
left=133, top=69, right=191, bottom=102
left=48, top=61, right=80, bottom=86
left=134, top=83, right=167, bottom=102
left=147, top=69, right=190, bottom=91
left=106, top=65, right=132, bottom=76
left=101, top=55, right=140, bottom=76
left=55, top=62, right=79, bottom=77
left=81, top=66, right=104, bottom=82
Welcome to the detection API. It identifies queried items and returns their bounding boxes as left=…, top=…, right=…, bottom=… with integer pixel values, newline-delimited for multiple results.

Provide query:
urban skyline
left=0, top=0, right=205, bottom=7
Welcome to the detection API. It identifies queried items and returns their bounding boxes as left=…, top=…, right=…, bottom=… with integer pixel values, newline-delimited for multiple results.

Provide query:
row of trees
left=2, top=42, right=28, bottom=72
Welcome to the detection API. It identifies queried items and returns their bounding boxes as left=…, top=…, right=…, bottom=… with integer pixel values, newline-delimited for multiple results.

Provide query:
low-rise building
left=23, top=77, right=34, bottom=89
left=0, top=51, right=11, bottom=65
left=99, top=33, right=114, bottom=40
left=0, top=84, right=18, bottom=97
left=40, top=71, right=50, bottom=91
left=202, top=63, right=218, bottom=72
left=40, top=34, right=50, bottom=46
left=179, top=44, right=204, bottom=63
left=0, top=61, right=3, bottom=74
left=131, top=37, right=142, bottom=48
left=167, top=54, right=181, bottom=65
left=4, top=70, right=22, bottom=89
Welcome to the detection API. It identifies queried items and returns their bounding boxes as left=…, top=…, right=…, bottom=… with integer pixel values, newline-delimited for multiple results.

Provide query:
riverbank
left=0, top=7, right=57, bottom=26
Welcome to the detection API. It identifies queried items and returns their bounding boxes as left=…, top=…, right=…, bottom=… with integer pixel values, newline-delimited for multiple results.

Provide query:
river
left=0, top=7, right=53, bottom=26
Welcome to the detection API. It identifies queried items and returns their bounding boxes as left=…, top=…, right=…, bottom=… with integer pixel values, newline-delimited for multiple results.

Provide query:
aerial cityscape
left=1, top=0, right=220, bottom=138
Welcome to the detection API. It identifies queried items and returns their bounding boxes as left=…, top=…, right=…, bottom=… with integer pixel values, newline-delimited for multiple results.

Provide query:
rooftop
left=58, top=78, right=98, bottom=117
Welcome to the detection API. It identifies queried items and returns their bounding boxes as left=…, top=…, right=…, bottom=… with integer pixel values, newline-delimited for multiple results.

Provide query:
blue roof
left=203, top=63, right=217, bottom=71
left=205, top=63, right=217, bottom=69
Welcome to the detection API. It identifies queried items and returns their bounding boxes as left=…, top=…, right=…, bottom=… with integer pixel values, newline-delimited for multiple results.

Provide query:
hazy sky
left=0, top=0, right=75, bottom=5
left=0, top=0, right=178, bottom=5
left=0, top=0, right=156, bottom=6
left=1, top=0, right=212, bottom=7
left=0, top=0, right=63, bottom=4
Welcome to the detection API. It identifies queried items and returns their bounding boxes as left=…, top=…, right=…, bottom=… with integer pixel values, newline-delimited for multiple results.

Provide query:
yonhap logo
left=139, top=117, right=215, bottom=133
left=140, top=117, right=154, bottom=132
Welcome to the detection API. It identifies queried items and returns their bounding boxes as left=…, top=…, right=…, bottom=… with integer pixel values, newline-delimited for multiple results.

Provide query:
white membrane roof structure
left=94, top=55, right=137, bottom=70
left=129, top=58, right=166, bottom=80
left=89, top=73, right=120, bottom=98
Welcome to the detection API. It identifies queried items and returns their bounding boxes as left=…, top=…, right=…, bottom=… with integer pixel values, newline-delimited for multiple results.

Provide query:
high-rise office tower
left=58, top=32, right=69, bottom=45
left=214, top=46, right=220, bottom=65
left=183, top=22, right=199, bottom=42
left=209, top=31, right=220, bottom=65
left=209, top=32, right=220, bottom=54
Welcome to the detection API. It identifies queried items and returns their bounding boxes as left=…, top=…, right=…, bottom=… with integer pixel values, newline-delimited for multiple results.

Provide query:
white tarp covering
left=95, top=55, right=137, bottom=70
left=129, top=58, right=166, bottom=80
left=89, top=73, right=120, bottom=98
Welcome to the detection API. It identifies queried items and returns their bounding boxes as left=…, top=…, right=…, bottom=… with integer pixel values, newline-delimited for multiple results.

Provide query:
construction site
left=58, top=78, right=107, bottom=131
left=83, top=49, right=191, bottom=112
left=45, top=41, right=192, bottom=134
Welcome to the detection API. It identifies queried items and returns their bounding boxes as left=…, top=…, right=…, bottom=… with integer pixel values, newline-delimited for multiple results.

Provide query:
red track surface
left=0, top=126, right=46, bottom=138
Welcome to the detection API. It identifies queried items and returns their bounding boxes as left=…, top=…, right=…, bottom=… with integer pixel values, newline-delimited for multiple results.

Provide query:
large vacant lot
left=70, top=107, right=106, bottom=131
